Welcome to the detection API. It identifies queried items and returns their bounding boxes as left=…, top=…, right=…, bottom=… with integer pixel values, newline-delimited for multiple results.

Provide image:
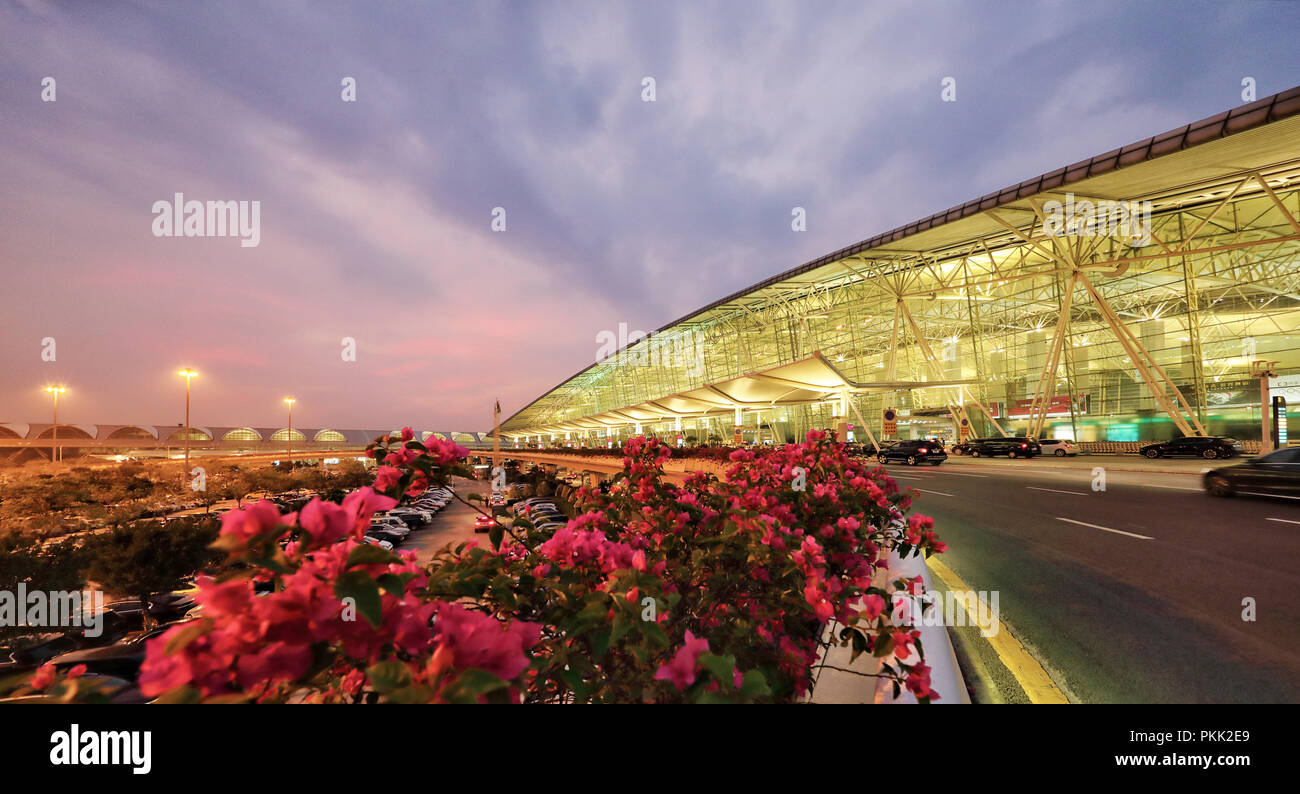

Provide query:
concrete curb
left=807, top=549, right=971, bottom=704
left=872, top=550, right=971, bottom=704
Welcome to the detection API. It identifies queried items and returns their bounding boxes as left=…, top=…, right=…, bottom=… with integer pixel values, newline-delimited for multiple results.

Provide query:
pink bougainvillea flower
left=373, top=465, right=404, bottom=494
left=861, top=594, right=886, bottom=621
left=433, top=603, right=541, bottom=682
left=653, top=630, right=710, bottom=691
left=218, top=499, right=283, bottom=544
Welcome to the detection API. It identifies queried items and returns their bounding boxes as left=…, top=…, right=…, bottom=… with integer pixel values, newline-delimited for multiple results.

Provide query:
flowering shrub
left=26, top=428, right=945, bottom=703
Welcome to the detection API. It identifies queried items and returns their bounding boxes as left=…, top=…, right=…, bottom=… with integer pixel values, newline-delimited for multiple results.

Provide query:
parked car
left=1141, top=436, right=1243, bottom=459
left=363, top=535, right=394, bottom=550
left=966, top=437, right=1041, bottom=458
left=47, top=624, right=184, bottom=679
left=365, top=528, right=405, bottom=545
left=1037, top=438, right=1078, bottom=457
left=877, top=439, right=947, bottom=466
left=1203, top=447, right=1300, bottom=498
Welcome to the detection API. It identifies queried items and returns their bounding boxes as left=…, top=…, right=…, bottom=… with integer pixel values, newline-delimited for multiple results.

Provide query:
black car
left=877, top=439, right=947, bottom=466
left=1204, top=447, right=1300, bottom=498
left=364, top=528, right=405, bottom=545
left=1140, top=436, right=1242, bottom=460
left=965, top=437, right=1041, bottom=458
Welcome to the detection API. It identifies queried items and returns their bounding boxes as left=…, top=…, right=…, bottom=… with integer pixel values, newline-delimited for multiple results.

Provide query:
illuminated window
left=223, top=428, right=262, bottom=442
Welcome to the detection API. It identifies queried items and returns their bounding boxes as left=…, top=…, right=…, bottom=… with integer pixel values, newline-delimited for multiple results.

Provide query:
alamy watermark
left=0, top=586, right=104, bottom=637
left=1042, top=192, right=1151, bottom=246
left=151, top=192, right=261, bottom=247
left=595, top=323, right=705, bottom=377
left=891, top=589, right=1000, bottom=637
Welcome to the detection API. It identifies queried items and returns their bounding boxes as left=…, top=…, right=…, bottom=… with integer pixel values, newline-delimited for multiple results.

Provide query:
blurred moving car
left=1037, top=438, right=1078, bottom=457
left=474, top=514, right=497, bottom=533
left=1203, top=447, right=1300, bottom=498
left=1141, top=436, right=1242, bottom=460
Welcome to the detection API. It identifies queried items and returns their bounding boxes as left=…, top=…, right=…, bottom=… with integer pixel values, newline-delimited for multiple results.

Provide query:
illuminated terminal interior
left=500, top=87, right=1300, bottom=447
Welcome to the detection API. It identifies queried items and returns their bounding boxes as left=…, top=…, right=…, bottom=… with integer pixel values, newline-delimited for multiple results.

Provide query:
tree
left=80, top=519, right=220, bottom=628
left=0, top=532, right=85, bottom=644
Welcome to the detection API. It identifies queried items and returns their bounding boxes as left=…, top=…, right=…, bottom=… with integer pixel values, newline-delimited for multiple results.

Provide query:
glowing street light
left=44, top=385, right=66, bottom=463
left=177, top=369, right=198, bottom=477
left=283, top=397, right=296, bottom=461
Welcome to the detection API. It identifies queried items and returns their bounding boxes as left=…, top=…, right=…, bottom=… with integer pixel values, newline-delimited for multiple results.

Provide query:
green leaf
left=334, top=569, right=383, bottom=627
left=376, top=572, right=414, bottom=596
left=443, top=669, right=509, bottom=703
left=590, top=628, right=612, bottom=657
left=366, top=660, right=413, bottom=694
left=699, top=652, right=736, bottom=686
left=386, top=685, right=438, bottom=704
left=489, top=521, right=504, bottom=550
left=346, top=543, right=401, bottom=568
left=610, top=609, right=633, bottom=645
left=153, top=685, right=202, bottom=704
left=739, top=670, right=771, bottom=699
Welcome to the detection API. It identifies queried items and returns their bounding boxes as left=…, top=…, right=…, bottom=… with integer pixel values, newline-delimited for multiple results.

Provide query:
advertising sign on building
left=882, top=409, right=897, bottom=435
left=1007, top=394, right=1088, bottom=418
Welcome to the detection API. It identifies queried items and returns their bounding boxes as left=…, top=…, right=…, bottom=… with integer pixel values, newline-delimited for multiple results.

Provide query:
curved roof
left=501, top=85, right=1300, bottom=435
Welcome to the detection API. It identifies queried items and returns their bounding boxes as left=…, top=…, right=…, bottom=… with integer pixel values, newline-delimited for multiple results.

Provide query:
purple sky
left=2, top=0, right=1298, bottom=431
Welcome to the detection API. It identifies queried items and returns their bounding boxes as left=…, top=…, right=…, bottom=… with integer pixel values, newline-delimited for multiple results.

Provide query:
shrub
left=52, top=429, right=945, bottom=704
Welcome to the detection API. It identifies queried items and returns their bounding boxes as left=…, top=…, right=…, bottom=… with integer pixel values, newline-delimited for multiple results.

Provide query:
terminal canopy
left=513, top=352, right=974, bottom=436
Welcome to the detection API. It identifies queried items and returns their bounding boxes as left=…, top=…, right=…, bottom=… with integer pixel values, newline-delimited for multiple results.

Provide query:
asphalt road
left=405, top=477, right=492, bottom=564
left=880, top=454, right=1300, bottom=703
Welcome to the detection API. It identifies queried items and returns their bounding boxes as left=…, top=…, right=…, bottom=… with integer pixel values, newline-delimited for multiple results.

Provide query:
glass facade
left=503, top=165, right=1300, bottom=447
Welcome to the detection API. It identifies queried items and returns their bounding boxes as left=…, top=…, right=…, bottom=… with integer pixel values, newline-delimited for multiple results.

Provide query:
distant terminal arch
left=36, top=425, right=95, bottom=441
left=270, top=428, right=308, bottom=442
left=167, top=426, right=213, bottom=442
left=314, top=429, right=347, bottom=443
left=223, top=427, right=263, bottom=443
left=104, top=425, right=158, bottom=441
left=451, top=433, right=478, bottom=445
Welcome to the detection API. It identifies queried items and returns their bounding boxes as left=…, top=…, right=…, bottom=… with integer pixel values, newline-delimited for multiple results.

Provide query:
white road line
left=936, top=470, right=989, bottom=478
left=1056, top=517, right=1153, bottom=540
left=1266, top=517, right=1300, bottom=525
left=1126, top=482, right=1202, bottom=491
left=1028, top=486, right=1086, bottom=496
left=916, top=488, right=955, bottom=497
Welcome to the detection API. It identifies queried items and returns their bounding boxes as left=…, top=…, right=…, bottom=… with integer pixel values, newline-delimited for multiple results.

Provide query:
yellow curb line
left=926, top=555, right=1070, bottom=704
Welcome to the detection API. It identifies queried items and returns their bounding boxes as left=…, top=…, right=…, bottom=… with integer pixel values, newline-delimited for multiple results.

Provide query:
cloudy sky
left=2, top=0, right=1298, bottom=431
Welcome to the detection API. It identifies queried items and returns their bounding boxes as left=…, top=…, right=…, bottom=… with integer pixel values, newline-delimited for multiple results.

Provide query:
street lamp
left=283, top=397, right=296, bottom=462
left=44, top=385, right=66, bottom=463
left=177, top=369, right=198, bottom=478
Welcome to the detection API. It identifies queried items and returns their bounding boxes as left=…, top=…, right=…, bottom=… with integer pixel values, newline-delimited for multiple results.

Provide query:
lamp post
left=177, top=369, right=198, bottom=478
left=283, top=397, right=296, bottom=463
left=44, top=385, right=65, bottom=463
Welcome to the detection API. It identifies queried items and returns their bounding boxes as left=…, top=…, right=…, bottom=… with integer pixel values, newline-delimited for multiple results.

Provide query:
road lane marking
left=1266, top=517, right=1300, bottom=525
left=1028, top=486, right=1086, bottom=496
left=1055, top=517, right=1153, bottom=540
left=925, top=555, right=1069, bottom=704
left=935, top=470, right=989, bottom=478
left=1125, top=482, right=1201, bottom=491
left=915, top=488, right=954, bottom=497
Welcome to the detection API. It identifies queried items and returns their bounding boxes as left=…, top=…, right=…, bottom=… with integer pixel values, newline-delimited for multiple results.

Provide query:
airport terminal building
left=500, top=88, right=1300, bottom=449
